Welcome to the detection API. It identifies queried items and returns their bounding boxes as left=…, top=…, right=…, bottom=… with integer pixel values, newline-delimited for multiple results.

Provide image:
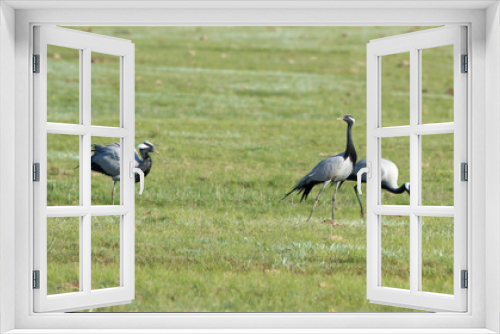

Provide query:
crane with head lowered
left=347, top=158, right=410, bottom=218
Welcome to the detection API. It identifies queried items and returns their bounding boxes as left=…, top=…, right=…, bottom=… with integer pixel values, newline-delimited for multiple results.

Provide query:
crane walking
left=91, top=141, right=158, bottom=205
left=347, top=158, right=410, bottom=218
left=284, top=114, right=357, bottom=222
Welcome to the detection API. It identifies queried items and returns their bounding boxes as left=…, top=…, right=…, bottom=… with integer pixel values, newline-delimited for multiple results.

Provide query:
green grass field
left=45, top=26, right=454, bottom=312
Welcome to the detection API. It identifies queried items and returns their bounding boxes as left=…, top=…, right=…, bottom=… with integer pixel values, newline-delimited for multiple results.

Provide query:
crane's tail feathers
left=283, top=181, right=321, bottom=202
left=283, top=185, right=301, bottom=200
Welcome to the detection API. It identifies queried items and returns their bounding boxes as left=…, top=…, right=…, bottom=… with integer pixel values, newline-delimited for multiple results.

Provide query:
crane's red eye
left=346, top=115, right=349, bottom=118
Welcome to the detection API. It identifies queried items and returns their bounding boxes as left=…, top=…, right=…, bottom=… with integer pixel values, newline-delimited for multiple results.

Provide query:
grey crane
left=91, top=141, right=158, bottom=205
left=346, top=158, right=410, bottom=218
left=284, top=114, right=357, bottom=222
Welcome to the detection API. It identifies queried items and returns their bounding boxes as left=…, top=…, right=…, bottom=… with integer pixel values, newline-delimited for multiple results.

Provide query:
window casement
left=2, top=3, right=498, bottom=334
left=32, top=26, right=136, bottom=312
left=366, top=26, right=468, bottom=312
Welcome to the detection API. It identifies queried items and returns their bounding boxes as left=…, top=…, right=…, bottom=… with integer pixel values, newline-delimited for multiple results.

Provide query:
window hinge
left=33, top=54, right=40, bottom=73
left=461, top=162, right=468, bottom=181
left=33, top=270, right=40, bottom=289
left=33, top=163, right=40, bottom=182
left=461, top=269, right=468, bottom=289
left=461, top=54, right=468, bottom=73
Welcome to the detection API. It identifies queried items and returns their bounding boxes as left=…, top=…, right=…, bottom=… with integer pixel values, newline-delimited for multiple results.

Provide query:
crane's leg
left=332, top=181, right=340, bottom=221
left=353, top=185, right=364, bottom=219
left=307, top=181, right=329, bottom=222
left=112, top=180, right=116, bottom=205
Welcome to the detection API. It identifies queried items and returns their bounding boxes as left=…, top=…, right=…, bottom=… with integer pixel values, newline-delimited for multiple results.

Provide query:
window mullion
left=82, top=48, right=91, bottom=206
left=409, top=47, right=420, bottom=294
left=81, top=48, right=92, bottom=294
left=366, top=46, right=380, bottom=296
left=121, top=50, right=135, bottom=293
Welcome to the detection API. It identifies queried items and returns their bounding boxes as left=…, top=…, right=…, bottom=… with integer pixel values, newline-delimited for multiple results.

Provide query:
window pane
left=91, top=52, right=121, bottom=127
left=381, top=52, right=410, bottom=127
left=47, top=45, right=80, bottom=124
left=421, top=216, right=454, bottom=295
left=421, top=45, right=454, bottom=124
left=381, top=215, right=410, bottom=290
left=47, top=134, right=80, bottom=206
left=91, top=137, right=121, bottom=206
left=381, top=137, right=410, bottom=205
left=92, top=215, right=121, bottom=290
left=421, top=133, right=454, bottom=206
left=47, top=217, right=80, bottom=295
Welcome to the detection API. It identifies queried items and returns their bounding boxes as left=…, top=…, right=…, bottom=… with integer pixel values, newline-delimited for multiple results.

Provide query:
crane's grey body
left=347, top=158, right=410, bottom=218
left=91, top=143, right=121, bottom=181
left=284, top=114, right=357, bottom=222
left=301, top=155, right=354, bottom=185
left=91, top=141, right=157, bottom=205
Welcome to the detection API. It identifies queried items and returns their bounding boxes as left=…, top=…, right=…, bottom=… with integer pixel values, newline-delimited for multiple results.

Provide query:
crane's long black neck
left=381, top=182, right=406, bottom=194
left=343, top=122, right=357, bottom=164
left=135, top=149, right=153, bottom=182
left=139, top=149, right=151, bottom=162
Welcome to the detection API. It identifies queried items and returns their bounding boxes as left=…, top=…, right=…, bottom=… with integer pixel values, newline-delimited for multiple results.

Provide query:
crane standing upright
left=284, top=114, right=357, bottom=222
left=91, top=141, right=158, bottom=205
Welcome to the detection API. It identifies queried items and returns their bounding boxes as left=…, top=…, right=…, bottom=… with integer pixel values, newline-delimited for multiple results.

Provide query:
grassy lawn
left=45, top=26, right=454, bottom=312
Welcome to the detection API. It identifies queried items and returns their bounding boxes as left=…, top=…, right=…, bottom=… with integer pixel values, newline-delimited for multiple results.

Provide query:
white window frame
left=1, top=2, right=499, bottom=333
left=366, top=26, right=468, bottom=312
left=33, top=25, right=136, bottom=313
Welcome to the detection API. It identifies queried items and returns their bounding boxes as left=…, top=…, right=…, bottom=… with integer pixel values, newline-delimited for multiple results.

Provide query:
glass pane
left=421, top=45, right=454, bottom=124
left=91, top=52, right=121, bottom=127
left=381, top=137, right=410, bottom=205
left=91, top=137, right=121, bottom=206
left=421, top=133, right=454, bottom=206
left=47, top=217, right=80, bottom=295
left=47, top=45, right=80, bottom=124
left=381, top=215, right=410, bottom=290
left=381, top=52, right=410, bottom=127
left=47, top=134, right=80, bottom=206
left=92, top=215, right=121, bottom=290
left=421, top=216, right=454, bottom=294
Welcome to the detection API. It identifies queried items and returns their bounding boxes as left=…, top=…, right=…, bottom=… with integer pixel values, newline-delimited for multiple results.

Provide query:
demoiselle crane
left=91, top=141, right=158, bottom=205
left=284, top=114, right=357, bottom=222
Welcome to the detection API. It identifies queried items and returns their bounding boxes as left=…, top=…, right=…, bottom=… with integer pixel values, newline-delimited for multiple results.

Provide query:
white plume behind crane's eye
left=344, top=114, right=355, bottom=123
left=138, top=143, right=150, bottom=150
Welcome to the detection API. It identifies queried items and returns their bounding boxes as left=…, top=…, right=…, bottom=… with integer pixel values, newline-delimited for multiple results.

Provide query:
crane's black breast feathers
left=135, top=160, right=153, bottom=183
left=283, top=180, right=323, bottom=202
left=134, top=167, right=151, bottom=183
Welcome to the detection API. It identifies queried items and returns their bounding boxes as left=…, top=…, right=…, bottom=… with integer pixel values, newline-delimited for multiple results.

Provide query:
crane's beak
left=153, top=150, right=160, bottom=155
left=337, top=117, right=343, bottom=121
